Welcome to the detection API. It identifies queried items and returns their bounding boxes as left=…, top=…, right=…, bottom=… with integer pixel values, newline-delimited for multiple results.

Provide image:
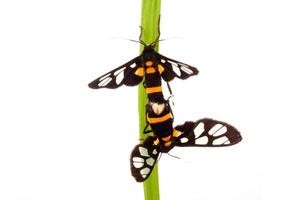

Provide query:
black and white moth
left=130, top=100, right=242, bottom=182
left=89, top=33, right=242, bottom=182
left=88, top=42, right=198, bottom=102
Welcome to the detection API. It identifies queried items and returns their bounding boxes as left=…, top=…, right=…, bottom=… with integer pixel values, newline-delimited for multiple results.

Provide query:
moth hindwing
left=156, top=53, right=199, bottom=82
left=175, top=118, right=242, bottom=147
left=130, top=136, right=160, bottom=182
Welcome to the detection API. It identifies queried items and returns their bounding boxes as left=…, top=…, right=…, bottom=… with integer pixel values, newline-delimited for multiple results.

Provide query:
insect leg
left=143, top=123, right=153, bottom=134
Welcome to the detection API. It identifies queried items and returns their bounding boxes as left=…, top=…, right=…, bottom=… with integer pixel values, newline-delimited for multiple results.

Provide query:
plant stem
left=138, top=0, right=161, bottom=200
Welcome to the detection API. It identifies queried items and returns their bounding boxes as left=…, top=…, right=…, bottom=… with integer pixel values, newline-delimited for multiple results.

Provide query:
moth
left=88, top=31, right=242, bottom=182
left=130, top=99, right=242, bottom=182
left=88, top=40, right=198, bottom=103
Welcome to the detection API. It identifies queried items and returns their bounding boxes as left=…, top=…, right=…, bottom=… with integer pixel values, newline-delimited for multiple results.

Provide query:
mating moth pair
left=89, top=32, right=242, bottom=182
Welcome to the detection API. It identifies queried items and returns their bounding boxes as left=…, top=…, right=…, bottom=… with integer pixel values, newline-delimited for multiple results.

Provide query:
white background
left=1, top=0, right=299, bottom=200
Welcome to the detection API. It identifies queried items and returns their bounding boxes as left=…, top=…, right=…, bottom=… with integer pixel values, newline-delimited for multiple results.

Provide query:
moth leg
left=143, top=123, right=153, bottom=134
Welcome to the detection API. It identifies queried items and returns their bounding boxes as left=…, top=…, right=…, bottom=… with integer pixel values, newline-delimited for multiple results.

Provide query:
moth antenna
left=150, top=36, right=185, bottom=47
left=129, top=39, right=142, bottom=44
left=138, top=26, right=147, bottom=46
left=109, top=37, right=147, bottom=47
left=150, top=39, right=166, bottom=48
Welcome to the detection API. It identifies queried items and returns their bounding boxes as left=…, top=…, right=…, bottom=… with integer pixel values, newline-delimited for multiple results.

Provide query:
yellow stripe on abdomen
left=147, top=113, right=172, bottom=124
left=145, top=86, right=162, bottom=94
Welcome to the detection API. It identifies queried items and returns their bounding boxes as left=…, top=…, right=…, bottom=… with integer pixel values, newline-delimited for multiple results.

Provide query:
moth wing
left=88, top=56, right=144, bottom=89
left=175, top=118, right=242, bottom=147
left=130, top=137, right=160, bottom=182
left=156, top=53, right=199, bottom=82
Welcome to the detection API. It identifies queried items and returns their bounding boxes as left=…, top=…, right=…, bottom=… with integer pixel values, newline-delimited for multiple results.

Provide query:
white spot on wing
left=116, top=71, right=124, bottom=85
left=130, top=63, right=136, bottom=68
left=225, top=140, right=231, bottom=144
left=98, top=77, right=112, bottom=87
left=140, top=168, right=150, bottom=175
left=196, top=136, right=209, bottom=145
left=146, top=158, right=155, bottom=166
left=99, top=73, right=111, bottom=81
left=133, top=162, right=144, bottom=168
left=114, top=67, right=126, bottom=76
left=152, top=149, right=157, bottom=155
left=181, top=66, right=194, bottom=74
left=139, top=147, right=149, bottom=157
left=208, top=124, right=227, bottom=136
left=172, top=65, right=181, bottom=76
left=169, top=60, right=178, bottom=66
left=180, top=137, right=189, bottom=143
left=194, top=122, right=205, bottom=138
left=132, top=157, right=144, bottom=162
left=161, top=59, right=166, bottom=63
left=213, top=136, right=229, bottom=145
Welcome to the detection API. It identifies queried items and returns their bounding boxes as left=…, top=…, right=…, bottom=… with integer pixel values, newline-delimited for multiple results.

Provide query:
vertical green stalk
left=138, top=0, right=161, bottom=200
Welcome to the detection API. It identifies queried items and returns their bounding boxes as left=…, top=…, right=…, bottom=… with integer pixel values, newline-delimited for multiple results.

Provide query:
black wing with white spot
left=175, top=118, right=242, bottom=147
left=130, top=137, right=160, bottom=182
left=157, top=53, right=199, bottom=82
left=88, top=56, right=143, bottom=89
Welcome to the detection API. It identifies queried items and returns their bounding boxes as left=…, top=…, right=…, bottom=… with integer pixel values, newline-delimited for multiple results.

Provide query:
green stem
left=138, top=0, right=161, bottom=200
